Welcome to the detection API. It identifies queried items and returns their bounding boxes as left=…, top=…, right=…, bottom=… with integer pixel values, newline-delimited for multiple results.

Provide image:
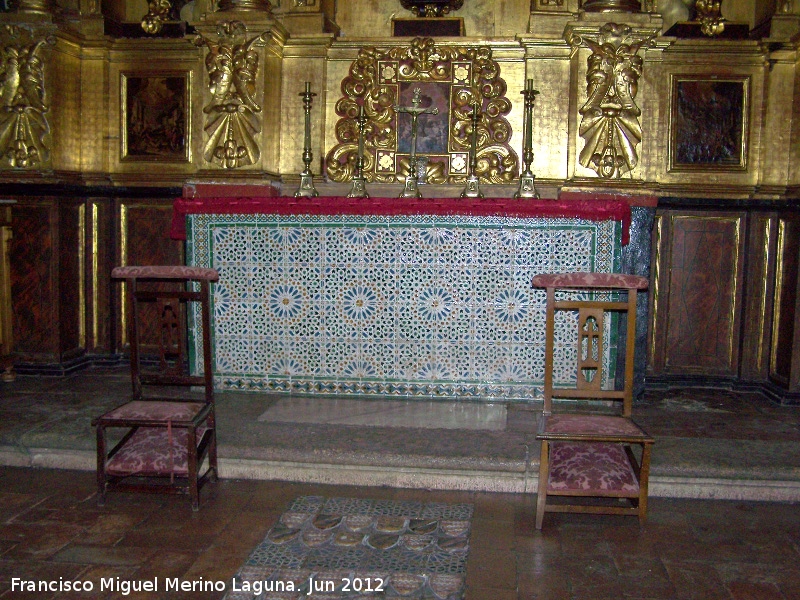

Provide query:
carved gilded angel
left=0, top=33, right=51, bottom=168
left=576, top=25, right=650, bottom=179
left=195, top=22, right=268, bottom=169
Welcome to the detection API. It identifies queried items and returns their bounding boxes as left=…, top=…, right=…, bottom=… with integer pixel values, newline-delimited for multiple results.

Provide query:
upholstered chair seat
left=547, top=441, right=640, bottom=495
left=93, top=266, right=219, bottom=510
left=532, top=272, right=654, bottom=529
left=105, top=425, right=209, bottom=477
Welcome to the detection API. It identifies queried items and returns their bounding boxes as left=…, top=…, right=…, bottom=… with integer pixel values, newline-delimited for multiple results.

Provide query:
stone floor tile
left=464, top=585, right=518, bottom=600
left=516, top=568, right=570, bottom=600
left=465, top=548, right=517, bottom=590
left=2, top=372, right=800, bottom=600
left=660, top=560, right=733, bottom=600
left=724, top=581, right=788, bottom=600
left=470, top=517, right=516, bottom=551
left=0, top=541, right=16, bottom=558
left=559, top=555, right=626, bottom=599
left=49, top=544, right=158, bottom=566
left=0, top=523, right=84, bottom=560
left=0, top=559, right=86, bottom=599
left=134, top=549, right=201, bottom=581
left=116, top=527, right=219, bottom=552
left=180, top=546, right=255, bottom=584
left=472, top=491, right=529, bottom=521
left=51, top=565, right=139, bottom=600
left=0, top=492, right=45, bottom=523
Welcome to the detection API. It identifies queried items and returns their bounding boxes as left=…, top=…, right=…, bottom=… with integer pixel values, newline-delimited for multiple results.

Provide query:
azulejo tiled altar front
left=184, top=198, right=623, bottom=401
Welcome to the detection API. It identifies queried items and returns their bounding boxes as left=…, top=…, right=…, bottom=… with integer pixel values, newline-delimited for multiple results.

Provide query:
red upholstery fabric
left=100, top=401, right=206, bottom=423
left=111, top=265, right=219, bottom=281
left=532, top=272, right=648, bottom=290
left=170, top=196, right=633, bottom=244
left=106, top=425, right=207, bottom=477
left=548, top=441, right=639, bottom=494
left=545, top=414, right=647, bottom=437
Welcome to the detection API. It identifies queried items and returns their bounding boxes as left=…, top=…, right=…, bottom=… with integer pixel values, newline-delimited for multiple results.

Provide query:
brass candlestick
left=393, top=88, right=438, bottom=199
left=460, top=102, right=484, bottom=199
left=514, top=79, right=541, bottom=199
left=347, top=104, right=369, bottom=198
left=294, top=82, right=319, bottom=198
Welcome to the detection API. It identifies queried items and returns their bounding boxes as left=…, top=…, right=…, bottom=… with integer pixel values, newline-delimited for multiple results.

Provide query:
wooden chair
left=532, top=272, right=654, bottom=529
left=93, top=266, right=219, bottom=510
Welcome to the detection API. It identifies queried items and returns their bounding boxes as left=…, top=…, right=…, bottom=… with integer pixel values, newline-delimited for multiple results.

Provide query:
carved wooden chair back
left=531, top=272, right=654, bottom=529
left=93, top=266, right=218, bottom=510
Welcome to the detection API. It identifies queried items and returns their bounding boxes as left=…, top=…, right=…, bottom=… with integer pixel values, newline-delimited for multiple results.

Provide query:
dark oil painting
left=123, top=74, right=188, bottom=161
left=673, top=79, right=746, bottom=168
left=397, top=81, right=450, bottom=155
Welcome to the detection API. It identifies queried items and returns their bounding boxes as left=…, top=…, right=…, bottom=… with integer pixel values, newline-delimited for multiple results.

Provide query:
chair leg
left=188, top=428, right=200, bottom=511
left=637, top=443, right=653, bottom=525
left=208, top=419, right=218, bottom=483
left=95, top=424, right=107, bottom=507
left=535, top=440, right=549, bottom=530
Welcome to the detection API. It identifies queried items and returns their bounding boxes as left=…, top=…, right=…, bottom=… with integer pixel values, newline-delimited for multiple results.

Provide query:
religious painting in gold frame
left=325, top=37, right=518, bottom=185
left=121, top=72, right=191, bottom=162
left=668, top=75, right=749, bottom=172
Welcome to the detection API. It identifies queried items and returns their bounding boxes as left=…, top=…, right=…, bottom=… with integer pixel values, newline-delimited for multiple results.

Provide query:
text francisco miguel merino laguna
left=12, top=574, right=389, bottom=595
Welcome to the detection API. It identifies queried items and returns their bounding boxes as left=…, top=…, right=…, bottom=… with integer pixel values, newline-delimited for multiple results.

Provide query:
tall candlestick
left=514, top=79, right=540, bottom=199
left=294, top=81, right=319, bottom=198
left=347, top=104, right=370, bottom=198
left=460, top=101, right=484, bottom=199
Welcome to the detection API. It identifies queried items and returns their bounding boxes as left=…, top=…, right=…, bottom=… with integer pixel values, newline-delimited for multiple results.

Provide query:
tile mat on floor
left=225, top=495, right=473, bottom=600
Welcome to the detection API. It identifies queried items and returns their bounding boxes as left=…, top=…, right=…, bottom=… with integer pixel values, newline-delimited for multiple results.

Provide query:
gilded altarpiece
left=0, top=24, right=55, bottom=170
left=325, top=37, right=518, bottom=185
left=567, top=23, right=656, bottom=180
left=194, top=21, right=273, bottom=170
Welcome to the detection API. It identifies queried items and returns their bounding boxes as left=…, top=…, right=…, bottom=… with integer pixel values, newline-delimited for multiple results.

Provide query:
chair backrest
left=531, top=272, right=648, bottom=418
left=112, top=266, right=219, bottom=404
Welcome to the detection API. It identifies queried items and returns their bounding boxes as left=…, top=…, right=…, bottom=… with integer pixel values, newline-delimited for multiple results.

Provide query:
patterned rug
left=225, top=496, right=473, bottom=600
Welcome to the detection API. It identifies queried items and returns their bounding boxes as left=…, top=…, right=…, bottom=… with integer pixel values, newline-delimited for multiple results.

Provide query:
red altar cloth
left=171, top=196, right=634, bottom=244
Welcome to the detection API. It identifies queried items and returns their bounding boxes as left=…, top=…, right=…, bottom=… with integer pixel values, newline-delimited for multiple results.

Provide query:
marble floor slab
left=258, top=397, right=507, bottom=431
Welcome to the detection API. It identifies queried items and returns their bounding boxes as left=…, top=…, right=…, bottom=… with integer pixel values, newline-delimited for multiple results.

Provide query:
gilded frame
left=668, top=75, right=749, bottom=172
left=325, top=37, right=518, bottom=185
left=121, top=71, right=191, bottom=162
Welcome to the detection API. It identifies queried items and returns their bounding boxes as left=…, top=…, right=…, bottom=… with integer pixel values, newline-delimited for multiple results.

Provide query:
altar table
left=177, top=196, right=631, bottom=400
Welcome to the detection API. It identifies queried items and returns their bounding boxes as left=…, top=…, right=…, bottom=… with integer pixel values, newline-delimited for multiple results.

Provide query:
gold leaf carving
left=696, top=0, right=726, bottom=37
left=569, top=23, right=654, bottom=179
left=142, top=0, right=173, bottom=35
left=194, top=21, right=271, bottom=169
left=0, top=25, right=55, bottom=170
left=325, top=37, right=518, bottom=185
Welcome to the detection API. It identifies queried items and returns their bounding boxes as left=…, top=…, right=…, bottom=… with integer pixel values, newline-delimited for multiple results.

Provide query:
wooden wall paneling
left=117, top=199, right=184, bottom=355
left=87, top=198, right=115, bottom=355
left=8, top=198, right=90, bottom=367
left=647, top=213, right=666, bottom=375
left=792, top=241, right=800, bottom=393
left=739, top=214, right=777, bottom=381
left=0, top=203, right=12, bottom=378
left=770, top=216, right=800, bottom=389
left=662, top=211, right=747, bottom=377
left=9, top=200, right=60, bottom=362
left=57, top=199, right=86, bottom=362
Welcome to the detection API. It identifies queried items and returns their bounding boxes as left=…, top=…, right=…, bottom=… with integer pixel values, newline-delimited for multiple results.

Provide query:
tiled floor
left=1, top=466, right=799, bottom=600
left=1, top=369, right=800, bottom=598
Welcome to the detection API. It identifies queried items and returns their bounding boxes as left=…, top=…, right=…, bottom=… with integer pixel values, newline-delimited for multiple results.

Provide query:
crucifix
left=393, top=87, right=439, bottom=198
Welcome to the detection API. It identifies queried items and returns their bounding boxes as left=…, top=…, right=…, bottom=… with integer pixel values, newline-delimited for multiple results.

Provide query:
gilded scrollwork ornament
left=325, top=37, right=518, bottom=186
left=194, top=21, right=271, bottom=169
left=0, top=25, right=55, bottom=170
left=141, top=0, right=173, bottom=35
left=696, top=0, right=726, bottom=37
left=569, top=23, right=654, bottom=179
left=400, top=1, right=464, bottom=18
